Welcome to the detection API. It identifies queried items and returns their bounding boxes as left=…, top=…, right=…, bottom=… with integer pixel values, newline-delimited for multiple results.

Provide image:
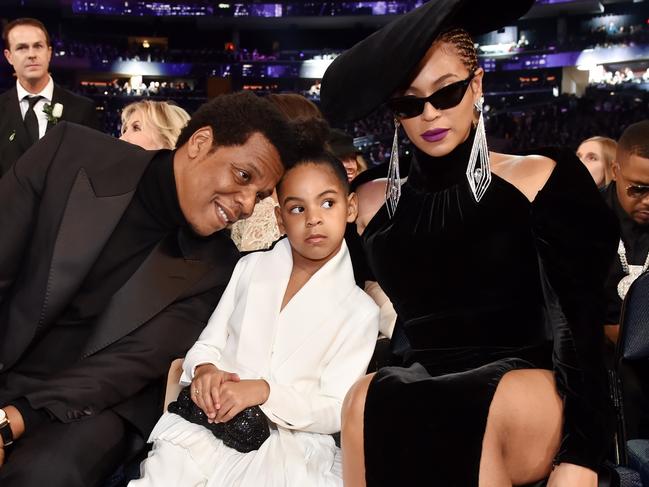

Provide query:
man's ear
left=347, top=192, right=359, bottom=223
left=4, top=49, right=13, bottom=67
left=274, top=205, right=286, bottom=235
left=186, top=126, right=213, bottom=159
left=612, top=161, right=620, bottom=181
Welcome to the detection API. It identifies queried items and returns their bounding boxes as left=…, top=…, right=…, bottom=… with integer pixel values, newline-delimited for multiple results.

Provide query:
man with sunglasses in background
left=602, top=120, right=649, bottom=345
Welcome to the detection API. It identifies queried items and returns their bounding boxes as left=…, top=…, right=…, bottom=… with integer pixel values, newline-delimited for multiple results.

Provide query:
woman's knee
left=342, top=373, right=375, bottom=429
left=493, top=369, right=562, bottom=438
left=485, top=369, right=563, bottom=483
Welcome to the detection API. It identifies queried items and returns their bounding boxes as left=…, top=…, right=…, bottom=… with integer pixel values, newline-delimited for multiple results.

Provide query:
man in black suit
left=0, top=18, right=98, bottom=176
left=0, top=91, right=296, bottom=486
left=603, top=120, right=649, bottom=345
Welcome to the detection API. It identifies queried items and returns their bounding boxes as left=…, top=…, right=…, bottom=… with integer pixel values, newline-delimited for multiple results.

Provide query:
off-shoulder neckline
left=361, top=158, right=566, bottom=239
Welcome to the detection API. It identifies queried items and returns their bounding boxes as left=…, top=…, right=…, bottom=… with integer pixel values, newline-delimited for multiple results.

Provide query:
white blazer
left=181, top=238, right=380, bottom=435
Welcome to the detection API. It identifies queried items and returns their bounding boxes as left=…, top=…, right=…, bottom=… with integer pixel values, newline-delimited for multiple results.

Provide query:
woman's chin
left=412, top=138, right=457, bottom=158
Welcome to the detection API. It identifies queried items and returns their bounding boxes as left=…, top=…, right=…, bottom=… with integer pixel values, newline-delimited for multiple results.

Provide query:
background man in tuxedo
left=0, top=91, right=296, bottom=486
left=0, top=17, right=99, bottom=176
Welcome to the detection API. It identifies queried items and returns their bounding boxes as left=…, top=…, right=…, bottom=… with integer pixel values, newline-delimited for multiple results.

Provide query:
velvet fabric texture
left=361, top=134, right=619, bottom=485
left=320, top=0, right=534, bottom=124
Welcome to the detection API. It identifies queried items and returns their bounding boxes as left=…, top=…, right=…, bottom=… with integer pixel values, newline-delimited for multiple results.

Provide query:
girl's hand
left=215, top=379, right=270, bottom=423
left=191, top=364, right=240, bottom=422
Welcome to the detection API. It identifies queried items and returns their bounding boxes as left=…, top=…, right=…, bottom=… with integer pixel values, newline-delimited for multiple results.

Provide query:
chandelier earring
left=385, top=117, right=402, bottom=218
left=465, top=96, right=491, bottom=202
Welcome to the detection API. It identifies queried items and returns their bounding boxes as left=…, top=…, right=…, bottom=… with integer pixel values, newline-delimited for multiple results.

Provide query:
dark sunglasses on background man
left=626, top=183, right=649, bottom=199
left=387, top=72, right=475, bottom=119
left=617, top=169, right=649, bottom=199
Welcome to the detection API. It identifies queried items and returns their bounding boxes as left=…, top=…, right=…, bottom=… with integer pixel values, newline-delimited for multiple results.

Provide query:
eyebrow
left=619, top=170, right=649, bottom=186
left=282, top=188, right=339, bottom=205
left=432, top=73, right=460, bottom=86
left=15, top=41, right=43, bottom=48
left=406, top=73, right=460, bottom=95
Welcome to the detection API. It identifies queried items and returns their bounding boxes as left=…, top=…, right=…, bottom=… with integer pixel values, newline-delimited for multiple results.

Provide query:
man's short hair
left=2, top=18, right=51, bottom=50
left=618, top=120, right=649, bottom=162
left=176, top=91, right=297, bottom=168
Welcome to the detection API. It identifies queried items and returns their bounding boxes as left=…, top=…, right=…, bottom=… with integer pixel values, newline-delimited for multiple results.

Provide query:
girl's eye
left=289, top=206, right=304, bottom=214
left=132, top=124, right=141, bottom=132
left=322, top=200, right=334, bottom=209
left=238, top=170, right=251, bottom=182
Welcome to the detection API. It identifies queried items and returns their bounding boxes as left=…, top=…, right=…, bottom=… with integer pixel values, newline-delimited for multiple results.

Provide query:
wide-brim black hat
left=320, top=0, right=534, bottom=124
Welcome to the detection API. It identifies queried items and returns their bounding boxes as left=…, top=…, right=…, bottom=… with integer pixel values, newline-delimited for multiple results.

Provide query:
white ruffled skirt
left=129, top=412, right=343, bottom=487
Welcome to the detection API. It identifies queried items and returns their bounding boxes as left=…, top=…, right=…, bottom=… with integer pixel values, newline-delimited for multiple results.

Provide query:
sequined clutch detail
left=168, top=387, right=270, bottom=453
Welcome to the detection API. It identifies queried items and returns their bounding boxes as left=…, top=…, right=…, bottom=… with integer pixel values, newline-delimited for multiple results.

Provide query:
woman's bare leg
left=341, top=373, right=376, bottom=487
left=479, top=369, right=563, bottom=487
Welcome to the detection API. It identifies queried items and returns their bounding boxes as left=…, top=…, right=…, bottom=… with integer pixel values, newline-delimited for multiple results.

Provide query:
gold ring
left=194, top=389, right=201, bottom=395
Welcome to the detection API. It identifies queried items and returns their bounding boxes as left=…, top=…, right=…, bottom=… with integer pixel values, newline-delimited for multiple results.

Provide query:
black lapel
left=6, top=87, right=31, bottom=152
left=81, top=232, right=213, bottom=358
left=39, top=168, right=135, bottom=328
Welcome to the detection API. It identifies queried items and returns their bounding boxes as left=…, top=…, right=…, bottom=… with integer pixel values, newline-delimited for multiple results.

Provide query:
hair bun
left=290, top=117, right=331, bottom=161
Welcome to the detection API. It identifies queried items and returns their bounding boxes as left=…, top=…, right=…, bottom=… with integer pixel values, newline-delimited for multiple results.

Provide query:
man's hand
left=4, top=406, right=25, bottom=440
left=191, top=364, right=240, bottom=422
left=215, top=379, right=270, bottom=423
left=604, top=324, right=619, bottom=344
left=0, top=405, right=25, bottom=469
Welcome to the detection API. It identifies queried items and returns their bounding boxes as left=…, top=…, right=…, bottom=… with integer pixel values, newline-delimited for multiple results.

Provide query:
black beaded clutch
left=168, top=387, right=270, bottom=453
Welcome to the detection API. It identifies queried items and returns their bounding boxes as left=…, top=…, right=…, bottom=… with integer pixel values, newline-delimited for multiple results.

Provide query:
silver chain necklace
left=617, top=238, right=649, bottom=299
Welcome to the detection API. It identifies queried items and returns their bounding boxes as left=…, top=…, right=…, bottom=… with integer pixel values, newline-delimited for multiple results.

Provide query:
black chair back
left=613, top=271, right=649, bottom=464
left=617, top=271, right=649, bottom=361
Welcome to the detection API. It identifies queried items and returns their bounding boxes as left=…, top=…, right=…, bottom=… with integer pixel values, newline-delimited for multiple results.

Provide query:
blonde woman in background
left=120, top=100, right=190, bottom=150
left=577, top=136, right=617, bottom=188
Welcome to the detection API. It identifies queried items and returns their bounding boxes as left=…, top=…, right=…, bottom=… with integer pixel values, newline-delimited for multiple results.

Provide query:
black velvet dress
left=361, top=134, right=619, bottom=486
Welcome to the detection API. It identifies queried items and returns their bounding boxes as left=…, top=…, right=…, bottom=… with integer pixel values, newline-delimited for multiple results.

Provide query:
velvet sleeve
left=530, top=149, right=619, bottom=470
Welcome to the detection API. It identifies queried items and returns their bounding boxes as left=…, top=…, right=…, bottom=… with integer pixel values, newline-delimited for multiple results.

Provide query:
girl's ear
left=347, top=192, right=359, bottom=223
left=274, top=205, right=286, bottom=235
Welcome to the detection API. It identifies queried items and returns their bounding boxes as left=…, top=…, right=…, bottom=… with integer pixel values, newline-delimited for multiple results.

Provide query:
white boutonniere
left=9, top=130, right=15, bottom=141
left=43, top=103, right=64, bottom=124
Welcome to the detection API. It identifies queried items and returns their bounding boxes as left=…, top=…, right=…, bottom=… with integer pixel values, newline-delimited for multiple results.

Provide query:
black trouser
left=0, top=409, right=135, bottom=487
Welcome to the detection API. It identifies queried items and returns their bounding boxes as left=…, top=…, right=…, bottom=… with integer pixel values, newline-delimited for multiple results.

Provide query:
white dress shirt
left=16, top=76, right=54, bottom=140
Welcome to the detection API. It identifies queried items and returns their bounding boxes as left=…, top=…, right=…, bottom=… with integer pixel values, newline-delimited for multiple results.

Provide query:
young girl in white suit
left=131, top=150, right=380, bottom=487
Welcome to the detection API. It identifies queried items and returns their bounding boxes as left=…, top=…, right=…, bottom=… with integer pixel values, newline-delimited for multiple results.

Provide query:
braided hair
left=437, top=28, right=479, bottom=74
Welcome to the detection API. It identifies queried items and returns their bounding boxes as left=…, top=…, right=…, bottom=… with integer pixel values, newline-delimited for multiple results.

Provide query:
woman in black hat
left=320, top=1, right=618, bottom=486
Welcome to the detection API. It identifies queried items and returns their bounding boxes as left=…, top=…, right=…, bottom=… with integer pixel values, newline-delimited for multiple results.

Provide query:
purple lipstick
left=421, top=128, right=450, bottom=142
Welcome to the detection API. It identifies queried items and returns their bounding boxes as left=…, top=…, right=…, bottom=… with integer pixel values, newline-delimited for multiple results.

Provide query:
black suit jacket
left=0, top=83, right=99, bottom=176
left=0, top=122, right=240, bottom=437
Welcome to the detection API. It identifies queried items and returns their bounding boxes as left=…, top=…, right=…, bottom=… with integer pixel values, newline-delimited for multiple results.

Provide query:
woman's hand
left=215, top=379, right=270, bottom=423
left=547, top=463, right=597, bottom=487
left=191, top=364, right=240, bottom=422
